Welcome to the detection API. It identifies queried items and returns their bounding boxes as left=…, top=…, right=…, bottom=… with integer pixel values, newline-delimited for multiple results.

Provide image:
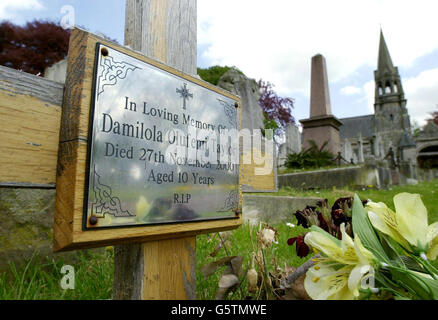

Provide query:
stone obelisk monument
left=300, top=54, right=342, bottom=154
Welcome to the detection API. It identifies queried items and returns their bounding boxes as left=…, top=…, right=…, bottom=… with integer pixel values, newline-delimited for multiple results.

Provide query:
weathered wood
left=113, top=243, right=144, bottom=299
left=0, top=66, right=63, bottom=187
left=124, top=0, right=197, bottom=75
left=241, top=144, right=278, bottom=193
left=114, top=0, right=202, bottom=300
left=142, top=237, right=196, bottom=299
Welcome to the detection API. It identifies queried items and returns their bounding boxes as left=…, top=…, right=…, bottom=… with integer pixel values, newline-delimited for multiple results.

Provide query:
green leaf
left=352, top=194, right=390, bottom=263
left=390, top=268, right=437, bottom=300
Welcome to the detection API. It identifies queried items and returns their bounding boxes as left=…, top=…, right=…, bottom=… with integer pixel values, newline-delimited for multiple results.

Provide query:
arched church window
left=385, top=82, right=392, bottom=94
left=378, top=86, right=383, bottom=96
left=393, top=83, right=398, bottom=93
left=390, top=114, right=394, bottom=121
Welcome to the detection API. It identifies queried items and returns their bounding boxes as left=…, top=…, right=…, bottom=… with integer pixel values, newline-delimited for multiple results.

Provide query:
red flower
left=287, top=235, right=310, bottom=258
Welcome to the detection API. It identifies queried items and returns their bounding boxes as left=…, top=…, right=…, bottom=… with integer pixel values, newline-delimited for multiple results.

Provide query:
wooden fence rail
left=0, top=65, right=64, bottom=188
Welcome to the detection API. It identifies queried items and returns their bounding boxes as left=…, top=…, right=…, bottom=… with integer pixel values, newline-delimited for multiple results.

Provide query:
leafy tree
left=258, top=80, right=295, bottom=128
left=198, top=66, right=296, bottom=144
left=429, top=105, right=438, bottom=126
left=197, top=65, right=243, bottom=86
left=411, top=120, right=422, bottom=137
left=257, top=80, right=295, bottom=144
left=0, top=20, right=70, bottom=75
left=0, top=20, right=118, bottom=76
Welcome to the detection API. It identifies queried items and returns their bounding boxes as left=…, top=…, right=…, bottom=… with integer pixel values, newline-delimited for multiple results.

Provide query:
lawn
left=274, top=179, right=438, bottom=223
left=0, top=179, right=437, bottom=300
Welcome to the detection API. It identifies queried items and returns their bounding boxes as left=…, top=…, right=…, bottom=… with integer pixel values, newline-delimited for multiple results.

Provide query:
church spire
left=374, top=29, right=404, bottom=105
left=377, top=29, right=396, bottom=75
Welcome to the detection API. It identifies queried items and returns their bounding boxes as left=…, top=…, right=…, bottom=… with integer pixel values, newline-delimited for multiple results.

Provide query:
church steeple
left=373, top=29, right=412, bottom=160
left=374, top=29, right=405, bottom=105
left=377, top=30, right=396, bottom=76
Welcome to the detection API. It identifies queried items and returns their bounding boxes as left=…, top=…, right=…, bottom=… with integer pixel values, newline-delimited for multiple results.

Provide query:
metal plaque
left=83, top=43, right=240, bottom=229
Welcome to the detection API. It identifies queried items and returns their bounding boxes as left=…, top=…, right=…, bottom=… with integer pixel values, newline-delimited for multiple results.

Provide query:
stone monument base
left=300, top=115, right=343, bottom=154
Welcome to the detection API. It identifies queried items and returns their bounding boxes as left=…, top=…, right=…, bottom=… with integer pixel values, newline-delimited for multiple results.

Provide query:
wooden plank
left=0, top=66, right=63, bottom=187
left=124, top=0, right=197, bottom=75
left=114, top=0, right=237, bottom=301
left=54, top=27, right=242, bottom=253
left=241, top=150, right=277, bottom=192
left=142, top=237, right=196, bottom=299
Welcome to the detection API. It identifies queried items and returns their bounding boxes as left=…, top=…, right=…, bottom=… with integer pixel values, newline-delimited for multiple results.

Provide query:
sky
left=2, top=0, right=438, bottom=128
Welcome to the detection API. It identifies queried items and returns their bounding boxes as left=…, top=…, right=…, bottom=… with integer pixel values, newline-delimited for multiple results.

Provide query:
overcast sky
left=2, top=0, right=438, bottom=128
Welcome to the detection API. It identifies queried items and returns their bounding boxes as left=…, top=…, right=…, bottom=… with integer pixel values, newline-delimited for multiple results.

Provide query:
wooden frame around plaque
left=54, top=28, right=242, bottom=252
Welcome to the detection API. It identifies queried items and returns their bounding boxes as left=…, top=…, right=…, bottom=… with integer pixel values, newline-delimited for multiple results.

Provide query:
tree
left=429, top=105, right=438, bottom=126
left=197, top=65, right=243, bottom=85
left=258, top=79, right=295, bottom=142
left=0, top=20, right=118, bottom=76
left=0, top=20, right=70, bottom=75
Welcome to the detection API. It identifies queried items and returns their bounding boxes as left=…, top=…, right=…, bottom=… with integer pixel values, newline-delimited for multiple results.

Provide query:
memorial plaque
left=54, top=29, right=242, bottom=251
left=83, top=43, right=240, bottom=229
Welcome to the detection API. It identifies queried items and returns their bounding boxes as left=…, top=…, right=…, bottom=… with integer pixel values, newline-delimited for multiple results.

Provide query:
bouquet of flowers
left=288, top=193, right=438, bottom=300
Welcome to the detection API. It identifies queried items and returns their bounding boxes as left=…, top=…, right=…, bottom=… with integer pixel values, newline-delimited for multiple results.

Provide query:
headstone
left=300, top=54, right=342, bottom=155
left=44, top=59, right=67, bottom=83
left=373, top=134, right=381, bottom=158
left=217, top=69, right=277, bottom=192
left=341, top=140, right=353, bottom=163
left=217, top=69, right=264, bottom=131
left=278, top=123, right=302, bottom=167
left=358, top=133, right=365, bottom=163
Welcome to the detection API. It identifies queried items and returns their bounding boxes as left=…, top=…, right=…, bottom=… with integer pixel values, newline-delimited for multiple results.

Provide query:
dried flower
left=259, top=227, right=277, bottom=248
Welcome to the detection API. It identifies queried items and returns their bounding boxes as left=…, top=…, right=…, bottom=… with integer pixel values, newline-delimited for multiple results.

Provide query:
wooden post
left=113, top=0, right=198, bottom=300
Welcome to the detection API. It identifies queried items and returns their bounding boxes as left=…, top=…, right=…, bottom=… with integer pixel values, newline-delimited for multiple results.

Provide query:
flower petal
left=340, top=224, right=358, bottom=264
left=348, top=264, right=372, bottom=297
left=427, top=236, right=438, bottom=260
left=304, top=264, right=352, bottom=300
left=353, top=233, right=375, bottom=264
left=366, top=201, right=410, bottom=248
left=304, top=231, right=346, bottom=264
left=427, top=222, right=438, bottom=243
left=394, top=193, right=428, bottom=248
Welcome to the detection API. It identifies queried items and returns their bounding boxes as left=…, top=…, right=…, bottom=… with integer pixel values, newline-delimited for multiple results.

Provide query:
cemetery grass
left=0, top=222, right=308, bottom=300
left=274, top=178, right=438, bottom=223
left=278, top=163, right=357, bottom=175
left=0, top=179, right=436, bottom=300
left=0, top=249, right=114, bottom=300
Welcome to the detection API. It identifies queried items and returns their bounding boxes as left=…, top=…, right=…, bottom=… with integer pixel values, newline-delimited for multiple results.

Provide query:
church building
left=339, top=30, right=438, bottom=169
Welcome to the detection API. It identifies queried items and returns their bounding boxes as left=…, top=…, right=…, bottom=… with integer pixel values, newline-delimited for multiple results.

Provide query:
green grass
left=0, top=249, right=113, bottom=300
left=275, top=179, right=438, bottom=223
left=196, top=222, right=309, bottom=300
left=278, top=163, right=356, bottom=175
left=0, top=179, right=437, bottom=299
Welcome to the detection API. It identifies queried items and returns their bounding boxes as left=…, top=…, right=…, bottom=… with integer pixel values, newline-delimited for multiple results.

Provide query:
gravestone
left=341, top=140, right=353, bottom=164
left=217, top=69, right=264, bottom=132
left=44, top=59, right=68, bottom=83
left=358, top=133, right=365, bottom=163
left=278, top=123, right=302, bottom=167
left=217, top=68, right=278, bottom=192
left=300, top=54, right=342, bottom=155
